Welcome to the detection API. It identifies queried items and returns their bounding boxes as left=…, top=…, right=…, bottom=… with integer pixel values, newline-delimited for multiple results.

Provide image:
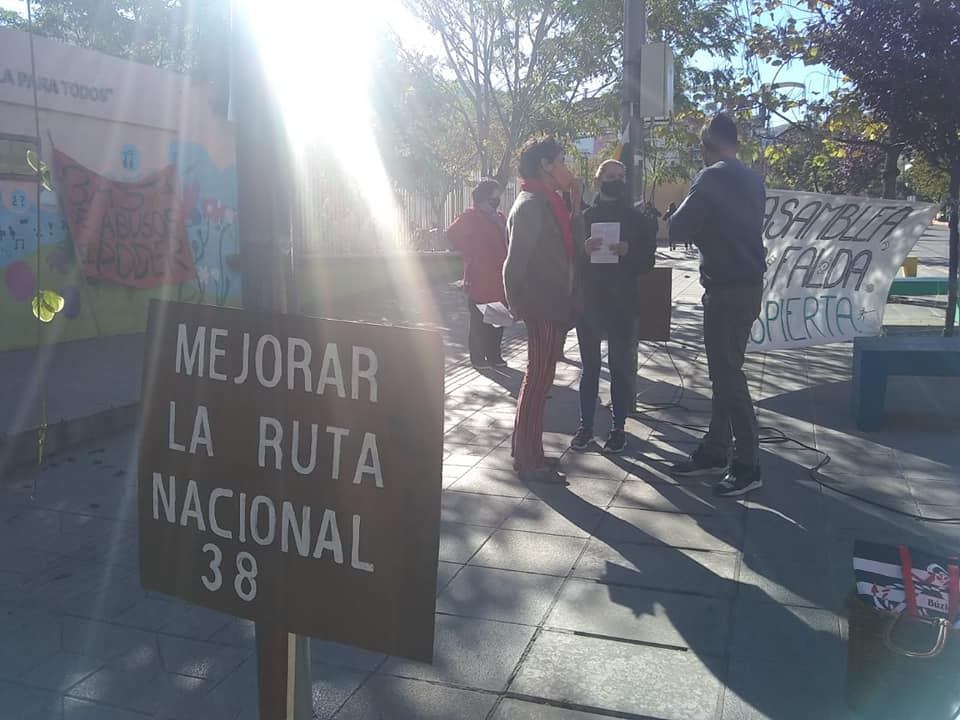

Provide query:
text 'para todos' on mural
left=137, top=301, right=445, bottom=661
left=748, top=190, right=938, bottom=352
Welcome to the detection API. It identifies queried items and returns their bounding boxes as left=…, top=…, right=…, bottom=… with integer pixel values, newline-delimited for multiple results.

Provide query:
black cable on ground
left=625, top=341, right=960, bottom=524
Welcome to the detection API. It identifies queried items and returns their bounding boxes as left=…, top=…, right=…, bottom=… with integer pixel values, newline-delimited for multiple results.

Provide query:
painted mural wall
left=0, top=28, right=240, bottom=351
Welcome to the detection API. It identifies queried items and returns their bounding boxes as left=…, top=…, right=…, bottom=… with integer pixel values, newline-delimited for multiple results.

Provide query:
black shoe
left=603, top=429, right=627, bottom=454
left=570, top=427, right=593, bottom=452
left=714, top=462, right=762, bottom=497
left=471, top=360, right=492, bottom=370
left=491, top=357, right=508, bottom=368
left=671, top=450, right=728, bottom=477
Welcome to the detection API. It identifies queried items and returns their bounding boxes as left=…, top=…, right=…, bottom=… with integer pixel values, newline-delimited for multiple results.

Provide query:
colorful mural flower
left=5, top=261, right=36, bottom=302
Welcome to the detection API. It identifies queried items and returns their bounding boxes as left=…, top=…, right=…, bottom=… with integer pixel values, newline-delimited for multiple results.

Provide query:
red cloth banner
left=52, top=149, right=196, bottom=288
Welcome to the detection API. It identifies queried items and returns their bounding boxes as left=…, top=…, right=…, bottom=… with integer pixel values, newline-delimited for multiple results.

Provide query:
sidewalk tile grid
left=2, top=245, right=958, bottom=718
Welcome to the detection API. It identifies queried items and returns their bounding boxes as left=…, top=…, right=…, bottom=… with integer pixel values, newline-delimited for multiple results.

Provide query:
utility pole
left=230, top=2, right=312, bottom=718
left=623, top=0, right=646, bottom=204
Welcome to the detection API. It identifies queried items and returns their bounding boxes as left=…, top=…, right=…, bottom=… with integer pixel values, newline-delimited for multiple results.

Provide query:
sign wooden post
left=229, top=0, right=309, bottom=714
left=137, top=301, right=445, bottom=712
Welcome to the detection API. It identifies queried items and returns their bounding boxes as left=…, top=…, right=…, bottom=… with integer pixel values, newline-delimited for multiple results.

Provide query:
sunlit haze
left=237, top=0, right=401, bottom=243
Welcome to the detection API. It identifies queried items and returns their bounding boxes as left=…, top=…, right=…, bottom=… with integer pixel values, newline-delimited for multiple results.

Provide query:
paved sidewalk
left=2, top=246, right=959, bottom=719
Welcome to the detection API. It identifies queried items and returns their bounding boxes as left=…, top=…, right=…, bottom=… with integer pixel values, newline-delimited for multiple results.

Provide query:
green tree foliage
left=371, top=34, right=480, bottom=228
left=0, top=0, right=228, bottom=81
left=903, top=158, right=950, bottom=205
left=401, top=0, right=623, bottom=181
left=813, top=0, right=960, bottom=330
left=401, top=0, right=746, bottom=182
left=763, top=123, right=840, bottom=194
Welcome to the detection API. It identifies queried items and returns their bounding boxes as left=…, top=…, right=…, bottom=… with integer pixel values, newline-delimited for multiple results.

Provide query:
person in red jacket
left=446, top=178, right=509, bottom=369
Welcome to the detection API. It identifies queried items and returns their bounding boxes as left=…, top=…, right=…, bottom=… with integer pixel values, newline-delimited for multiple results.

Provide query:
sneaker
left=570, top=427, right=593, bottom=452
left=671, top=450, right=728, bottom=477
left=714, top=462, right=762, bottom=497
left=603, top=429, right=627, bottom=454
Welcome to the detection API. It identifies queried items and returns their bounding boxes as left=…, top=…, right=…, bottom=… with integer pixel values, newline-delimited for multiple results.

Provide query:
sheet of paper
left=590, top=222, right=620, bottom=264
left=479, top=302, right=514, bottom=327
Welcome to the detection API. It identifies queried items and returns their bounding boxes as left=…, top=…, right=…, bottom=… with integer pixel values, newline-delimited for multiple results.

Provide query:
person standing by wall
left=504, top=136, right=583, bottom=482
left=668, top=113, right=767, bottom=497
left=446, top=178, right=509, bottom=369
left=571, top=159, right=656, bottom=454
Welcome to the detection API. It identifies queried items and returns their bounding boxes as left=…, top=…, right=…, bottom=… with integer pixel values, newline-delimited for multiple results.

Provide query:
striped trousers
left=512, top=319, right=563, bottom=472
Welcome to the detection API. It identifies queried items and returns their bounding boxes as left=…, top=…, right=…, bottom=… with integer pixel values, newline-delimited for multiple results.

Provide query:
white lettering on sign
left=234, top=552, right=258, bottom=601
left=326, top=426, right=349, bottom=480
left=171, top=326, right=381, bottom=401
left=287, top=337, right=312, bottom=391
left=209, top=488, right=234, bottom=540
left=281, top=502, right=311, bottom=555
left=352, top=346, right=379, bottom=402
left=167, top=402, right=186, bottom=452
left=256, top=416, right=383, bottom=487
left=353, top=432, right=383, bottom=488
left=181, top=479, right=206, bottom=531
left=250, top=496, right=277, bottom=546
left=201, top=543, right=222, bottom=592
left=199, top=542, right=258, bottom=601
left=153, top=472, right=176, bottom=523
left=749, top=191, right=938, bottom=351
left=150, top=473, right=375, bottom=575
left=291, top=420, right=318, bottom=475
left=313, top=509, right=343, bottom=563
left=255, top=335, right=283, bottom=388
left=176, top=323, right=206, bottom=376
left=167, top=402, right=214, bottom=457
left=317, top=343, right=346, bottom=398
left=351, top=514, right=374, bottom=572
left=208, top=328, right=228, bottom=381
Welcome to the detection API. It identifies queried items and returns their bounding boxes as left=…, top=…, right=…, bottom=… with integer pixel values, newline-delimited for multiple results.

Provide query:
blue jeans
left=576, top=313, right=635, bottom=431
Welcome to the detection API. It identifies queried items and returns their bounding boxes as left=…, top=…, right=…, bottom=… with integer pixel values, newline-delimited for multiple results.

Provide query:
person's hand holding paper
left=588, top=222, right=621, bottom=263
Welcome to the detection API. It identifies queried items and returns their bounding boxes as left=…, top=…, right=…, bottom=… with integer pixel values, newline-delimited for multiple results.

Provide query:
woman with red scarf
left=503, top=136, right=584, bottom=482
left=446, top=178, right=509, bottom=369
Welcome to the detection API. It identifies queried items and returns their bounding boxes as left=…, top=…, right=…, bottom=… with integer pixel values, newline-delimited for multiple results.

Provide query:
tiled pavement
left=1, top=240, right=959, bottom=719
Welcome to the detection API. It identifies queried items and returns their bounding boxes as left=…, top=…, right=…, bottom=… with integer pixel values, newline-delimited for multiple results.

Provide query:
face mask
left=601, top=179, right=626, bottom=198
left=489, top=197, right=501, bottom=210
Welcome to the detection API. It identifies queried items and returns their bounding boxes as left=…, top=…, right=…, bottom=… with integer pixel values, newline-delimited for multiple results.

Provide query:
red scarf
left=520, top=179, right=574, bottom=258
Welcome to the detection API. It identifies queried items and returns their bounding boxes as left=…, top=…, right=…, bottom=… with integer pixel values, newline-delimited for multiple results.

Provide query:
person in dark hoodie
left=668, top=112, right=767, bottom=497
left=570, top=159, right=656, bottom=455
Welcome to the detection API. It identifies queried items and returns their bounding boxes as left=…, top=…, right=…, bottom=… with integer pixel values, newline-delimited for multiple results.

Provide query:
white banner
left=747, top=190, right=937, bottom=351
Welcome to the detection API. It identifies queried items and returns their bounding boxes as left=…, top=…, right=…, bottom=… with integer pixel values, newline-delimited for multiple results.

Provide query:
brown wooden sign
left=138, top=300, right=444, bottom=662
left=636, top=267, right=673, bottom=341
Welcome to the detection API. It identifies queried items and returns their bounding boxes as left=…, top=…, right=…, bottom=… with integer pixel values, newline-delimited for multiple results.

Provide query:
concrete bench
left=852, top=335, right=960, bottom=430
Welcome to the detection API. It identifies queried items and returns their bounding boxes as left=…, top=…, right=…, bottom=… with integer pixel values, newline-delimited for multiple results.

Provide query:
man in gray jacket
left=668, top=113, right=767, bottom=497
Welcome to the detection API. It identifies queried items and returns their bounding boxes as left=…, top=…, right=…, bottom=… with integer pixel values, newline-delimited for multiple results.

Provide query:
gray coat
left=503, top=190, right=584, bottom=325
